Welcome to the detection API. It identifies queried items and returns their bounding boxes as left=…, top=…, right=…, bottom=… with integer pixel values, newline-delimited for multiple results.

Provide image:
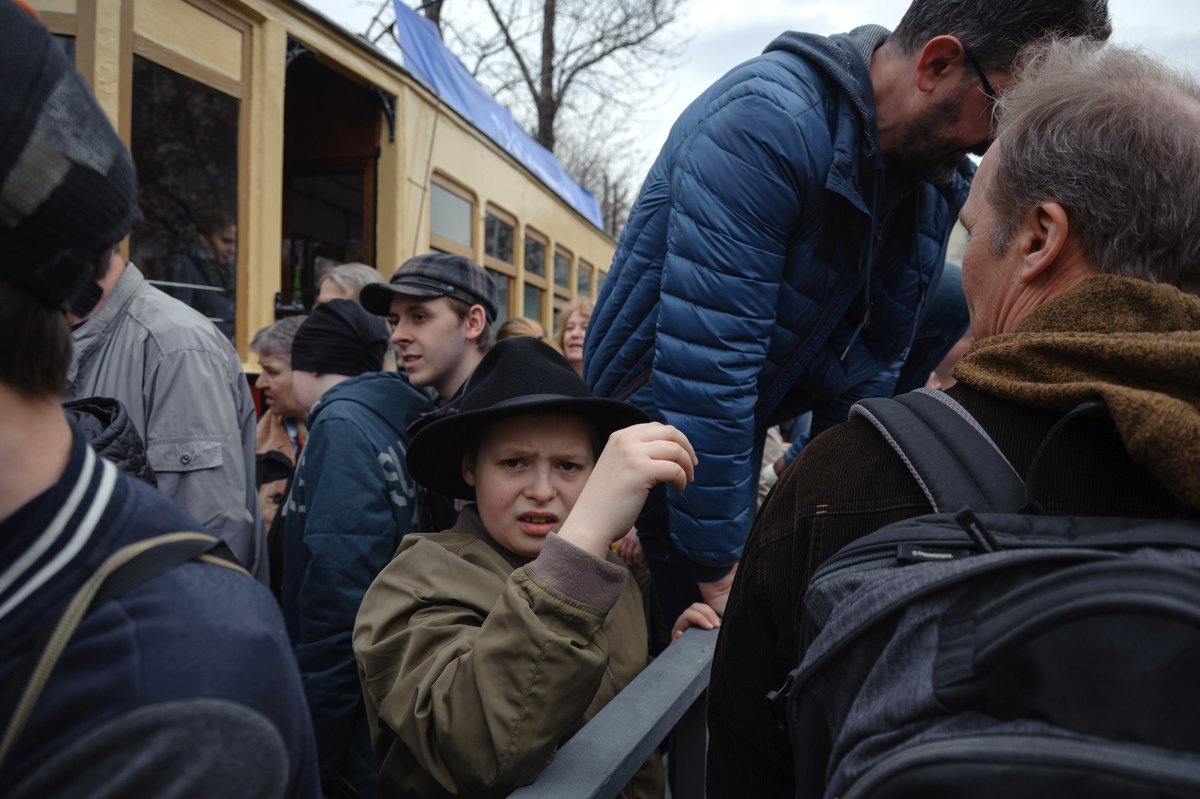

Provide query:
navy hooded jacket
left=281, top=371, right=432, bottom=797
left=584, top=26, right=972, bottom=575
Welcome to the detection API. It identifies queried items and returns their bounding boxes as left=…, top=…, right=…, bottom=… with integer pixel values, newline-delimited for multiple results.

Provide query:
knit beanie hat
left=0, top=0, right=142, bottom=310
left=291, top=299, right=389, bottom=377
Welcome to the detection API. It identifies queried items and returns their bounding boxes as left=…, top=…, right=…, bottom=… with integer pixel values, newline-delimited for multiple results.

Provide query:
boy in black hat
left=280, top=299, right=433, bottom=799
left=353, top=337, right=706, bottom=797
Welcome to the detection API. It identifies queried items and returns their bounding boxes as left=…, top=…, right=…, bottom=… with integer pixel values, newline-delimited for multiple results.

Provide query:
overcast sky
left=310, top=0, right=1200, bottom=181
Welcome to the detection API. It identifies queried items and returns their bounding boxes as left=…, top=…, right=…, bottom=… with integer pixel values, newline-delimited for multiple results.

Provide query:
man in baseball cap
left=360, top=252, right=499, bottom=403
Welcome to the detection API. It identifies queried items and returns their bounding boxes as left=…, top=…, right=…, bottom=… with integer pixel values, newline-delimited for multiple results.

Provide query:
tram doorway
left=280, top=49, right=381, bottom=315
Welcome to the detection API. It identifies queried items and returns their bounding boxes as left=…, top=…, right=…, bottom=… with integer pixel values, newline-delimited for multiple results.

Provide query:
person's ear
left=462, top=450, right=477, bottom=487
left=914, top=35, right=969, bottom=93
left=464, top=304, right=487, bottom=342
left=1017, top=200, right=1069, bottom=284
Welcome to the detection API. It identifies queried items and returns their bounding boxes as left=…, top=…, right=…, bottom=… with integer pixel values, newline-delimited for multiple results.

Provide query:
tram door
left=280, top=49, right=380, bottom=315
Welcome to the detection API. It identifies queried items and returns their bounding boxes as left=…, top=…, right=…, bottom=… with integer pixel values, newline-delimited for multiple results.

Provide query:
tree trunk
left=535, top=0, right=556, bottom=151
left=422, top=0, right=445, bottom=36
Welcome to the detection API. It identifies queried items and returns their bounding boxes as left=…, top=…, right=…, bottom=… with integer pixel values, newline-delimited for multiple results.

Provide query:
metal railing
left=509, top=627, right=717, bottom=799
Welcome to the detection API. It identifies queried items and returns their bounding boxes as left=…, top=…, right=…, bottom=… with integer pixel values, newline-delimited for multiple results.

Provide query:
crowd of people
left=3, top=0, right=1200, bottom=796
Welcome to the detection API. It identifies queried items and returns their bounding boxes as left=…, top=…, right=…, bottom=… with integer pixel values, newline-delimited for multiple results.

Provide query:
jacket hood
left=955, top=275, right=1200, bottom=511
left=765, top=25, right=889, bottom=170
left=307, top=371, right=430, bottom=432
left=63, top=396, right=157, bottom=485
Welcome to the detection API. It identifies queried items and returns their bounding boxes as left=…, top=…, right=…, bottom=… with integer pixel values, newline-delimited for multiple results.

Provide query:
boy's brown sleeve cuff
left=527, top=533, right=628, bottom=613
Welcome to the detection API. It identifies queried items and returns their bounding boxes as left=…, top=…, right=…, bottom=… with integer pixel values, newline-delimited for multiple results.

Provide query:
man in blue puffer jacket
left=584, top=0, right=1111, bottom=624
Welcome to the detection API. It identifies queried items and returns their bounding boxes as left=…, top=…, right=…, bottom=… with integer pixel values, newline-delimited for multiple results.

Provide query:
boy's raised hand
left=556, top=423, right=697, bottom=561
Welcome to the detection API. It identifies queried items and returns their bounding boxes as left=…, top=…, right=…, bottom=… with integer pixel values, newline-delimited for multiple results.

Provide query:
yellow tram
left=31, top=0, right=615, bottom=360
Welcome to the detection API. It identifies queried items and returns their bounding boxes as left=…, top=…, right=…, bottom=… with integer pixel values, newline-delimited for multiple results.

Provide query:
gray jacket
left=66, top=264, right=264, bottom=581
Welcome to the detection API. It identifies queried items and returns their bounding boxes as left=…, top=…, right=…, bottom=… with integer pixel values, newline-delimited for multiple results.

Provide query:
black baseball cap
left=360, top=252, right=499, bottom=322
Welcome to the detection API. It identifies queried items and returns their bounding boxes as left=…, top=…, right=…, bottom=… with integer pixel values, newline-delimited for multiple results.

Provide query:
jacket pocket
left=147, top=438, right=224, bottom=474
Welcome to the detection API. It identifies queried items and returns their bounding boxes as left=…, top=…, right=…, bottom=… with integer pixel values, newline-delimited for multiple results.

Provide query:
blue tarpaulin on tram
left=391, top=1, right=603, bottom=229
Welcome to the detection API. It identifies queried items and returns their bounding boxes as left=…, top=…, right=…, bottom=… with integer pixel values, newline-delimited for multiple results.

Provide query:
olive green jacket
left=354, top=506, right=664, bottom=798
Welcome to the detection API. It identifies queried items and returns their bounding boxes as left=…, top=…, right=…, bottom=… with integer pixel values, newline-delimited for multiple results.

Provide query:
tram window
left=554, top=248, right=571, bottom=291
left=430, top=182, right=473, bottom=250
left=485, top=211, right=514, bottom=263
left=130, top=55, right=239, bottom=340
left=524, top=282, right=544, bottom=321
left=487, top=267, right=511, bottom=325
left=524, top=232, right=546, bottom=278
left=578, top=260, right=594, bottom=297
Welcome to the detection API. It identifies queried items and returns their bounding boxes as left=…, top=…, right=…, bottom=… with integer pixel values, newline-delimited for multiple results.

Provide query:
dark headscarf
left=291, top=299, right=389, bottom=377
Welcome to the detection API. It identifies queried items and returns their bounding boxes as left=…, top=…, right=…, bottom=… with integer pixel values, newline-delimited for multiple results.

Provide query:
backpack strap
left=0, top=533, right=247, bottom=770
left=850, top=388, right=1025, bottom=514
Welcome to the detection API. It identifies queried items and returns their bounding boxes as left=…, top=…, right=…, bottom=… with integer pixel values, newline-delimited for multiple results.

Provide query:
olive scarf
left=955, top=274, right=1200, bottom=510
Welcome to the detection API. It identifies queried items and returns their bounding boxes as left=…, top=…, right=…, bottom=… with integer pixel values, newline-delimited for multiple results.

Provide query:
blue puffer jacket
left=281, top=371, right=432, bottom=798
left=584, top=26, right=971, bottom=574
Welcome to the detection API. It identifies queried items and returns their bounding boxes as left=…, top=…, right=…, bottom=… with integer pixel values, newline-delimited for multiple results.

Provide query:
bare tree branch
left=374, top=0, right=688, bottom=237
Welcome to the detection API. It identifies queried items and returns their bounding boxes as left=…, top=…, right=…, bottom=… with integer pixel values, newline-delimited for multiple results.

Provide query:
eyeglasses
left=962, top=46, right=999, bottom=104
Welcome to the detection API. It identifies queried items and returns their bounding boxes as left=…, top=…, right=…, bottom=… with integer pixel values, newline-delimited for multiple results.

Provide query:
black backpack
left=771, top=388, right=1200, bottom=799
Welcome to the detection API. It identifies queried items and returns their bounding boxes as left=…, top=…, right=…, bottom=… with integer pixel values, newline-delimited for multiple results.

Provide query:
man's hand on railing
left=672, top=601, right=720, bottom=641
left=698, top=561, right=738, bottom=616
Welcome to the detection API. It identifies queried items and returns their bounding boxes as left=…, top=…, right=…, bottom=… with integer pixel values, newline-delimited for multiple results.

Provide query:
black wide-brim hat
left=407, top=336, right=650, bottom=501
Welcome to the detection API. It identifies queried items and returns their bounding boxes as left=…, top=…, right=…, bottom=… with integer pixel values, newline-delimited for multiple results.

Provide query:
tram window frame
left=577, top=259, right=594, bottom=299
left=483, top=203, right=517, bottom=323
left=486, top=266, right=511, bottom=327
left=121, top=0, right=253, bottom=347
left=523, top=227, right=549, bottom=324
left=553, top=245, right=572, bottom=296
left=40, top=13, right=77, bottom=63
left=429, top=176, right=475, bottom=258
left=484, top=204, right=516, bottom=267
left=129, top=52, right=242, bottom=342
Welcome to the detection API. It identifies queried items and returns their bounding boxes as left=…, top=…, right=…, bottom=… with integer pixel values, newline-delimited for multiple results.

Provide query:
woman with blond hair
left=496, top=316, right=550, bottom=345
left=555, top=299, right=592, bottom=377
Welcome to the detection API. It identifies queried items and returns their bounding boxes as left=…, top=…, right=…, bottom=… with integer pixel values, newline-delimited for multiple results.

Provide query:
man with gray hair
left=708, top=38, right=1200, bottom=796
left=251, top=315, right=308, bottom=531
left=316, top=262, right=385, bottom=306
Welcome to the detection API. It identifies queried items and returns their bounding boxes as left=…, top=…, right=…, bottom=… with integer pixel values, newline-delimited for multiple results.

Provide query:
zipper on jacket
left=840, top=302, right=873, bottom=361
left=604, top=663, right=620, bottom=696
left=840, top=169, right=887, bottom=363
left=615, top=369, right=651, bottom=402
left=898, top=278, right=928, bottom=362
